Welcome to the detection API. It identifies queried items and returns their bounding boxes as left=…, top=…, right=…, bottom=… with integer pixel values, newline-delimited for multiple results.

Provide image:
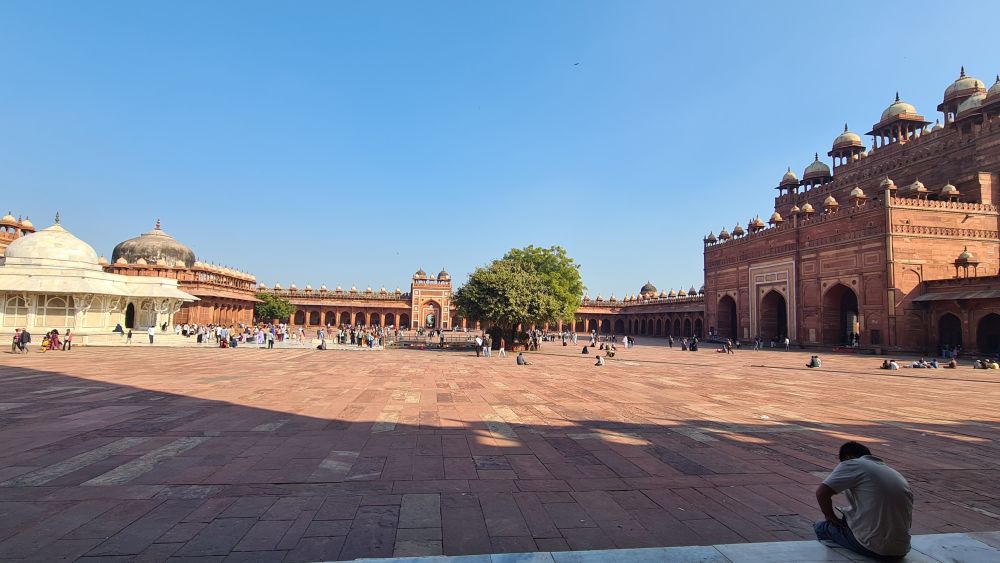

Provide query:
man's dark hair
left=839, top=441, right=872, bottom=461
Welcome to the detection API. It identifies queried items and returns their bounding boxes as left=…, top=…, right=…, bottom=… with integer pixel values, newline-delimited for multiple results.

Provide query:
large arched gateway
left=822, top=284, right=859, bottom=345
left=977, top=313, right=1000, bottom=354
left=717, top=295, right=737, bottom=338
left=760, top=290, right=787, bottom=341
left=938, top=313, right=962, bottom=351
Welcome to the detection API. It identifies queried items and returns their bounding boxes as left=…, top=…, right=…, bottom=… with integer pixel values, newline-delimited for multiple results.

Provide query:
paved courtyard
left=0, top=342, right=998, bottom=562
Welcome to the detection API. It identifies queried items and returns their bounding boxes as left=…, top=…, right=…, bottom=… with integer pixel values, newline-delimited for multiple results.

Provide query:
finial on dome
left=844, top=123, right=849, bottom=132
left=155, top=218, right=161, bottom=230
left=960, top=66, right=966, bottom=78
left=814, top=152, right=819, bottom=161
left=787, top=166, right=791, bottom=172
left=54, top=211, right=60, bottom=224
left=895, top=91, right=900, bottom=102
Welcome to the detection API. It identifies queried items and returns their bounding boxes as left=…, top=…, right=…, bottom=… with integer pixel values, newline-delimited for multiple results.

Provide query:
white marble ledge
left=347, top=531, right=1000, bottom=563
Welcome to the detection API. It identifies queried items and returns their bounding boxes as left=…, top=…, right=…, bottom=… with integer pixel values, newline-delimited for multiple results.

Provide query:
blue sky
left=1, top=1, right=998, bottom=297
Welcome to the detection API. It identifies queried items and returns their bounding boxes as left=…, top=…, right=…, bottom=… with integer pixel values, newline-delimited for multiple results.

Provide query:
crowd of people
left=11, top=328, right=74, bottom=353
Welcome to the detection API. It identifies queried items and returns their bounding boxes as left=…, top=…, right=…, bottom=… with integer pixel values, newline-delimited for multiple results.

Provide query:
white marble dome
left=3, top=222, right=102, bottom=271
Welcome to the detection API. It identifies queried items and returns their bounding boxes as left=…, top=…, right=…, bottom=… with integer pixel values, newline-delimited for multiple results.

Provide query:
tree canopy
left=254, top=292, right=295, bottom=323
left=502, top=245, right=585, bottom=323
left=454, top=245, right=584, bottom=334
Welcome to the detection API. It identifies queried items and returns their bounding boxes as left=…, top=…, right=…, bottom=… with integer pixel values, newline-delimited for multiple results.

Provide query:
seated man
left=581, top=346, right=589, bottom=354
left=806, top=355, right=822, bottom=368
left=815, top=441, right=912, bottom=559
left=516, top=352, right=529, bottom=365
left=945, top=358, right=957, bottom=369
left=880, top=360, right=890, bottom=370
left=888, top=360, right=900, bottom=370
left=594, top=355, right=605, bottom=366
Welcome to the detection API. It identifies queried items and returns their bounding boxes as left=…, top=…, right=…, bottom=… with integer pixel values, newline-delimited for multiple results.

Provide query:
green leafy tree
left=254, top=292, right=295, bottom=324
left=502, top=245, right=585, bottom=323
left=454, top=246, right=584, bottom=342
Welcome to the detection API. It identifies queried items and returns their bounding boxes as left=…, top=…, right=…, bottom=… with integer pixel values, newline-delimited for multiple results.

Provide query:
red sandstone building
left=106, top=221, right=258, bottom=328
left=704, top=69, right=1000, bottom=354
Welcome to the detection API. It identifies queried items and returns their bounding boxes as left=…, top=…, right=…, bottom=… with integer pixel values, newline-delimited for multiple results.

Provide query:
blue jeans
left=814, top=519, right=886, bottom=559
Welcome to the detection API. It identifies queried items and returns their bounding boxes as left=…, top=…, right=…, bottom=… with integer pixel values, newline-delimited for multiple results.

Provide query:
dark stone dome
left=111, top=219, right=196, bottom=268
left=640, top=281, right=657, bottom=296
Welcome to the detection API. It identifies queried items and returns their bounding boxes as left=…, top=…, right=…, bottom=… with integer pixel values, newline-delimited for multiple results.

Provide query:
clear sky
left=2, top=1, right=998, bottom=297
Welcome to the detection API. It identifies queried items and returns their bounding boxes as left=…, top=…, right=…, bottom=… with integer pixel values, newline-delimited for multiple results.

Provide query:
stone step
left=348, top=531, right=1000, bottom=563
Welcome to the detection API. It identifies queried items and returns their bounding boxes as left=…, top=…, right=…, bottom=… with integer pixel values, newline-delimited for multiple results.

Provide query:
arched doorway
left=717, top=296, right=737, bottom=338
left=294, top=310, right=305, bottom=325
left=325, top=311, right=336, bottom=326
left=938, top=313, right=962, bottom=351
left=694, top=318, right=703, bottom=338
left=683, top=318, right=692, bottom=336
left=419, top=301, right=441, bottom=329
left=587, top=319, right=598, bottom=333
left=370, top=313, right=381, bottom=326
left=640, top=319, right=646, bottom=334
left=340, top=312, right=351, bottom=325
left=600, top=319, right=610, bottom=334
left=977, top=313, right=1000, bottom=354
left=822, top=284, right=859, bottom=345
left=673, top=318, right=681, bottom=336
left=385, top=313, right=396, bottom=328
left=400, top=313, right=411, bottom=329
left=355, top=311, right=367, bottom=325
left=575, top=320, right=584, bottom=332
left=760, top=290, right=788, bottom=341
left=614, top=319, right=624, bottom=333
left=309, top=311, right=321, bottom=325
left=125, top=303, right=136, bottom=329
left=655, top=319, right=662, bottom=336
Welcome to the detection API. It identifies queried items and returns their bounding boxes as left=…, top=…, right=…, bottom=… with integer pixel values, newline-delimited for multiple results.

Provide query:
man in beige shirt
left=815, top=441, right=913, bottom=558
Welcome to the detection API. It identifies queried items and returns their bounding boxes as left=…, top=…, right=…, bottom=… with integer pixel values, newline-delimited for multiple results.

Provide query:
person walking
left=126, top=329, right=133, bottom=344
left=267, top=329, right=275, bottom=349
left=784, top=336, right=791, bottom=351
left=497, top=337, right=507, bottom=358
left=147, top=325, right=155, bottom=345
left=18, top=328, right=31, bottom=353
left=63, top=329, right=73, bottom=351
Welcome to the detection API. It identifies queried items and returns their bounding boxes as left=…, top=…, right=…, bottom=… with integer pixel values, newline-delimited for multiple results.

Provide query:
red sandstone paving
left=0, top=343, right=998, bottom=561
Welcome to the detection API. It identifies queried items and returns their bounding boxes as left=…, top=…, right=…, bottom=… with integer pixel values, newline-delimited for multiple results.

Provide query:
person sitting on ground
left=717, top=346, right=727, bottom=353
left=599, top=342, right=605, bottom=350
left=945, top=358, right=957, bottom=369
left=814, top=441, right=912, bottom=559
left=929, top=358, right=939, bottom=369
left=888, top=359, right=900, bottom=370
left=880, top=360, right=890, bottom=369
left=594, top=355, right=605, bottom=366
left=806, top=355, right=822, bottom=368
left=581, top=345, right=589, bottom=354
left=605, top=349, right=615, bottom=358
left=990, top=359, right=1000, bottom=370
left=516, top=352, right=529, bottom=365
left=911, top=358, right=930, bottom=368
